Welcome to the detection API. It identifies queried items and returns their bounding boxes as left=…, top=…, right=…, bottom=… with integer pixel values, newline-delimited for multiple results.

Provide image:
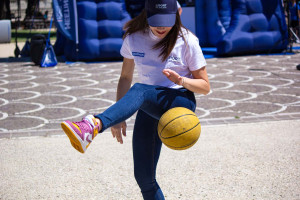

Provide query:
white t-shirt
left=120, top=28, right=207, bottom=88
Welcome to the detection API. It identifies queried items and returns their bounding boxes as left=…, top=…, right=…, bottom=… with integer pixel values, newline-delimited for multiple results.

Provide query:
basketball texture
left=157, top=107, right=201, bottom=150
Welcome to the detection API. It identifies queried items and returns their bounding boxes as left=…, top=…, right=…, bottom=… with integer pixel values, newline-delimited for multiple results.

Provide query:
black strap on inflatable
left=14, top=0, right=21, bottom=58
left=46, top=14, right=54, bottom=48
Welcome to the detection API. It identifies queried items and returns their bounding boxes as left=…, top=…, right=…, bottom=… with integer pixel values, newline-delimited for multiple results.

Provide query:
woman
left=61, top=0, right=210, bottom=199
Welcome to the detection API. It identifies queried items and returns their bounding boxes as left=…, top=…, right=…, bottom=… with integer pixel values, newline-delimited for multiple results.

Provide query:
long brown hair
left=123, top=9, right=187, bottom=62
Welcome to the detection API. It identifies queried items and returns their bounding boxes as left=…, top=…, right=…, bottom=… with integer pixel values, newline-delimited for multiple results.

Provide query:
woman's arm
left=116, top=58, right=135, bottom=100
left=185, top=67, right=210, bottom=94
left=111, top=57, right=135, bottom=144
left=162, top=67, right=210, bottom=95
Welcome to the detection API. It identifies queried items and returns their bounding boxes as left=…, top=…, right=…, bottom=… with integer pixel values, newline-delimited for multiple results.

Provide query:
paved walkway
left=0, top=43, right=300, bottom=199
left=0, top=52, right=299, bottom=138
left=0, top=120, right=299, bottom=200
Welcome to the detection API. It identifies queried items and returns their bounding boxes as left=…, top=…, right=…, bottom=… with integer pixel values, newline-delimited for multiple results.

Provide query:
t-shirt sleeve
left=185, top=35, right=207, bottom=71
left=120, top=35, right=134, bottom=59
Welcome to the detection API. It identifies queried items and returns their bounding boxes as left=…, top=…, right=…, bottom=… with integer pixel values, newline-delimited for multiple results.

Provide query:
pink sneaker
left=61, top=115, right=100, bottom=153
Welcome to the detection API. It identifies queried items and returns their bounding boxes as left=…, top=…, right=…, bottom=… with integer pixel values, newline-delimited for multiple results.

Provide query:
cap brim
left=147, top=14, right=176, bottom=27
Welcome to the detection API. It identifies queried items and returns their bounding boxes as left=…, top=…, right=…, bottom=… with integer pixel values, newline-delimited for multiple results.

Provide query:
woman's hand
left=111, top=121, right=127, bottom=144
left=162, top=69, right=183, bottom=85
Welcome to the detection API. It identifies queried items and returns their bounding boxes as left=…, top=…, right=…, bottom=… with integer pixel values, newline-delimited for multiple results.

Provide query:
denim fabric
left=95, top=83, right=196, bottom=199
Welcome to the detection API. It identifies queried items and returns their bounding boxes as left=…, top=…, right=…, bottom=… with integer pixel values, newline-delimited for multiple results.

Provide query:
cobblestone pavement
left=0, top=53, right=300, bottom=138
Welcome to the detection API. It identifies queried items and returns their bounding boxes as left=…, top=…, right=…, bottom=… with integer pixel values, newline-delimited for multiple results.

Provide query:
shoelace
left=75, top=120, right=93, bottom=134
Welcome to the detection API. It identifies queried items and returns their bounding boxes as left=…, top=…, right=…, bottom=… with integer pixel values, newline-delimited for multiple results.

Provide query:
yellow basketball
left=157, top=107, right=201, bottom=150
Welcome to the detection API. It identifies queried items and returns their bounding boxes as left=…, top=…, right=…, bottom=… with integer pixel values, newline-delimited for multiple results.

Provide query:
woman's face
left=149, top=26, right=173, bottom=39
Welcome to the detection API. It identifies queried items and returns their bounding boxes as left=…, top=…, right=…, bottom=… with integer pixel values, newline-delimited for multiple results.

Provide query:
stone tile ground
left=0, top=52, right=299, bottom=138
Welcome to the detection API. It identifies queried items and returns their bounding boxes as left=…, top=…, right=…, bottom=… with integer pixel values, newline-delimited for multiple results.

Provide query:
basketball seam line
left=159, top=113, right=197, bottom=137
left=164, top=137, right=198, bottom=149
left=160, top=121, right=200, bottom=139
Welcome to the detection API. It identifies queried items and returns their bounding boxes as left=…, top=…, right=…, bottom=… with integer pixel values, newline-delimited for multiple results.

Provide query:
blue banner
left=52, top=0, right=78, bottom=44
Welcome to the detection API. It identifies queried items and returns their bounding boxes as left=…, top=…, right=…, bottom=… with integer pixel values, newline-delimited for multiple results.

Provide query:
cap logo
left=155, top=4, right=167, bottom=9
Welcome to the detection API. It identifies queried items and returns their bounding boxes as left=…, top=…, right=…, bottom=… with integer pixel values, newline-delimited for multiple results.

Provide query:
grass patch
left=11, top=29, right=56, bottom=42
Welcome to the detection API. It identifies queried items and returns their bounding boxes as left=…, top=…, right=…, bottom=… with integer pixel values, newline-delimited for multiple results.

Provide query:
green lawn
left=11, top=29, right=56, bottom=42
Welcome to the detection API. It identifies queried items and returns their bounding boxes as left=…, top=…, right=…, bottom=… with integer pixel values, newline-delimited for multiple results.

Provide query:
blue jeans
left=95, top=83, right=196, bottom=200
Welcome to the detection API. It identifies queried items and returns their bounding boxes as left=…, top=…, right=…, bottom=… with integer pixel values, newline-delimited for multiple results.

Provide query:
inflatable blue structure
left=54, top=0, right=131, bottom=61
left=54, top=0, right=288, bottom=60
left=216, top=0, right=288, bottom=56
left=125, top=0, right=144, bottom=18
left=194, top=0, right=288, bottom=55
left=193, top=0, right=228, bottom=47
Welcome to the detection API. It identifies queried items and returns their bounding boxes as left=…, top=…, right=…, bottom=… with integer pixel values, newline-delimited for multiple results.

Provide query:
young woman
left=61, top=0, right=210, bottom=199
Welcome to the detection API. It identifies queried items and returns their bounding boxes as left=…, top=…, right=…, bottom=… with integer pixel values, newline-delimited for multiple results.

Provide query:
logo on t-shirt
left=168, top=55, right=181, bottom=62
left=132, top=52, right=145, bottom=57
